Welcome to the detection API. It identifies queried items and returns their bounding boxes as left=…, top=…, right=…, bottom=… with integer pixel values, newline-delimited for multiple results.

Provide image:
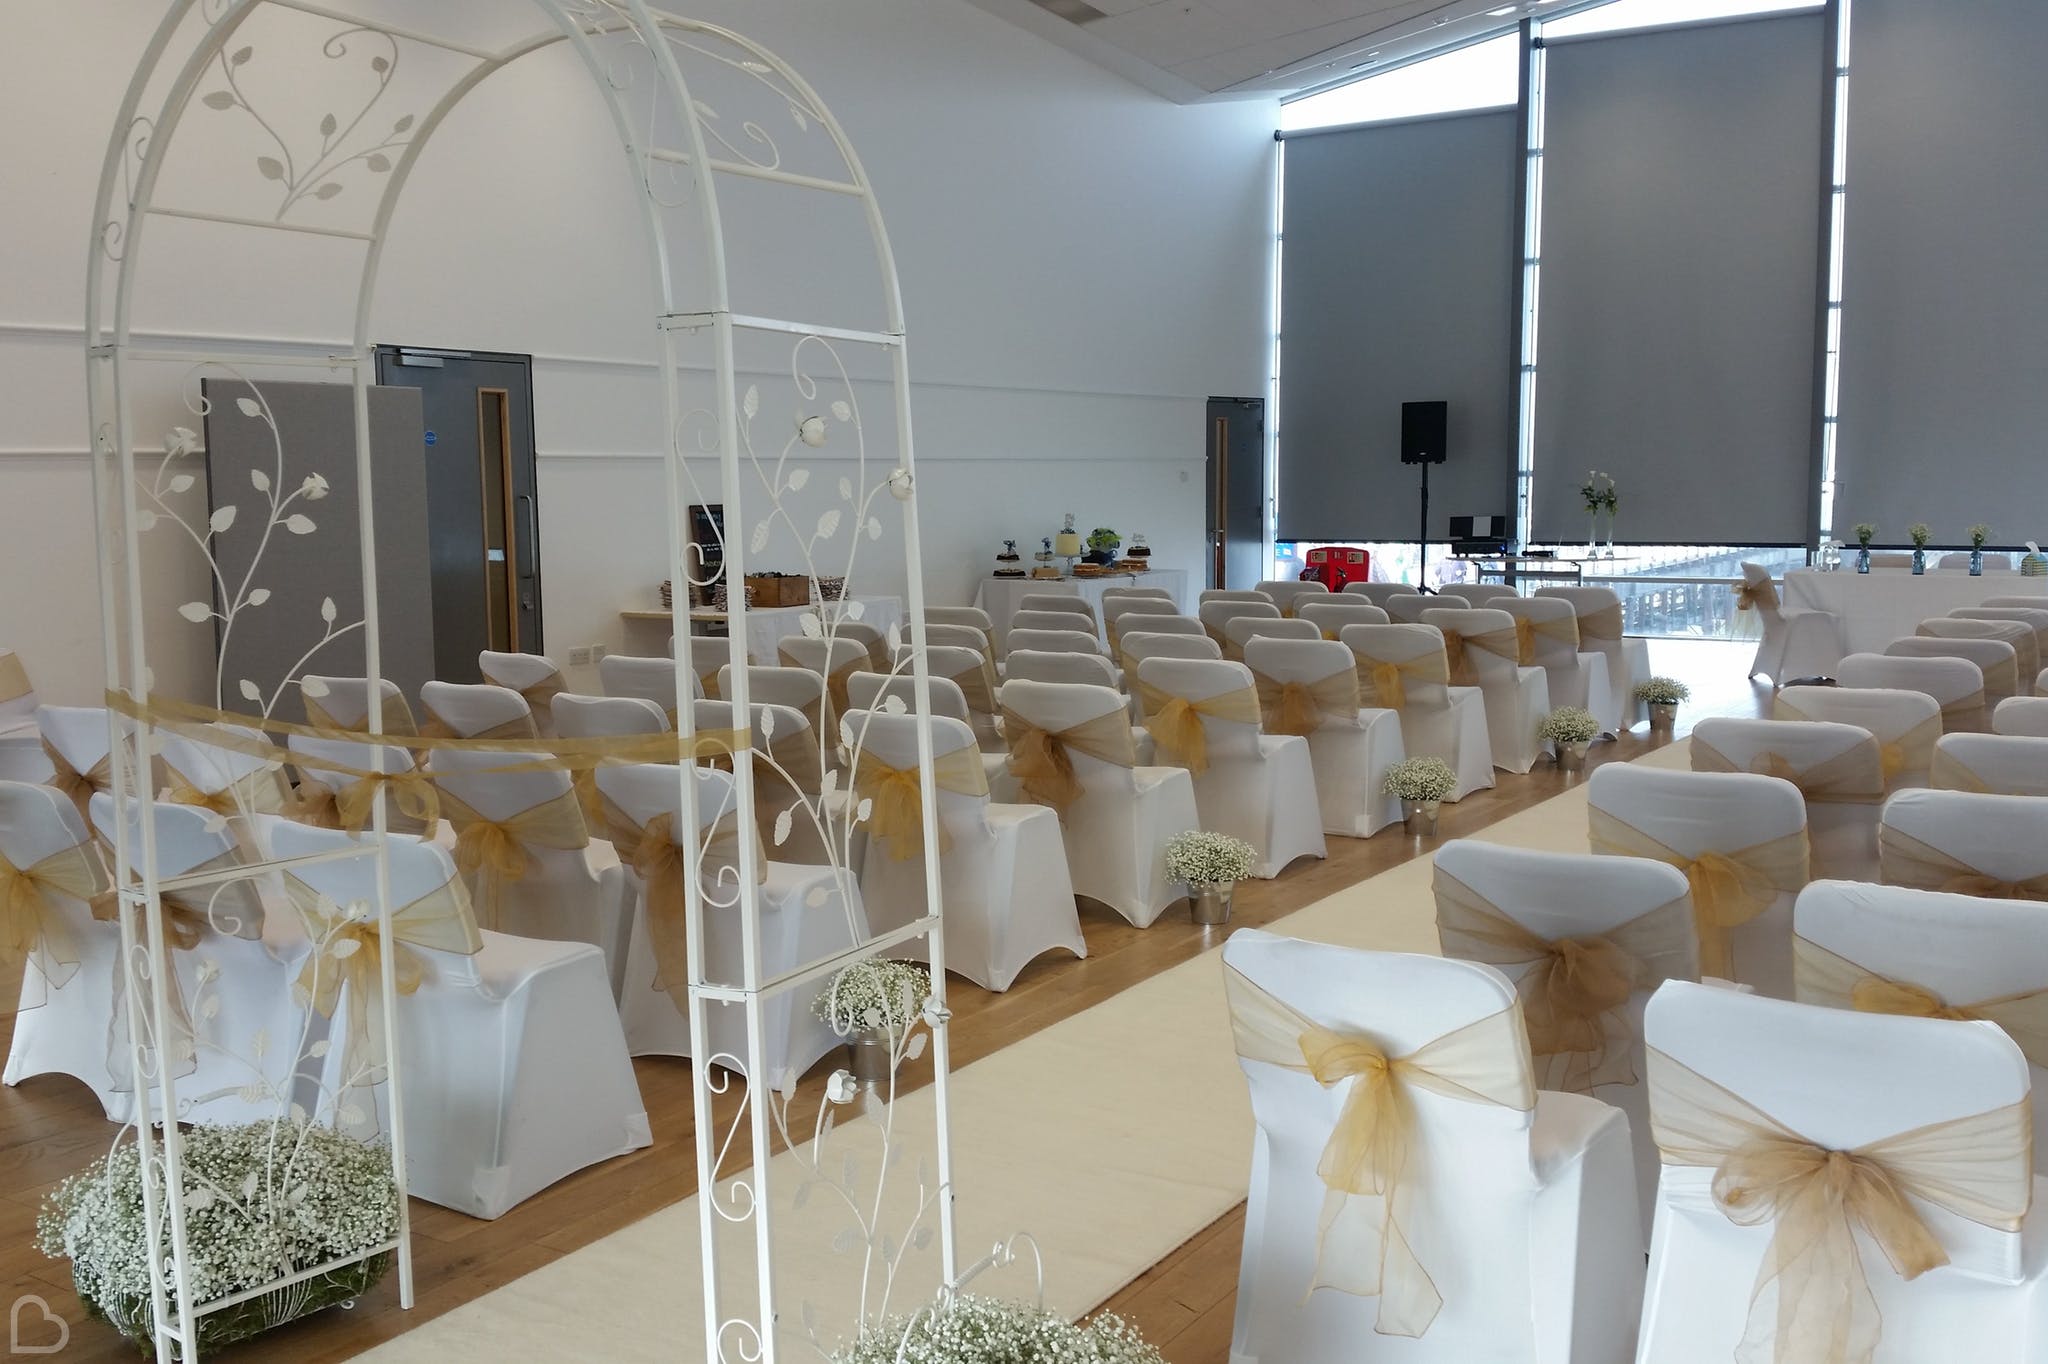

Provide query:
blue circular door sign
left=424, top=430, right=437, bottom=446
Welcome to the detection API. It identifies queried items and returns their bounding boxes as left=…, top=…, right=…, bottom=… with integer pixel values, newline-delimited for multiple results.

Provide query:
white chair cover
left=1223, top=616, right=1320, bottom=656
left=301, top=674, right=416, bottom=734
left=1002, top=649, right=1117, bottom=688
left=1886, top=635, right=2021, bottom=706
left=1774, top=684, right=1943, bottom=789
left=1982, top=596, right=2048, bottom=608
left=1384, top=593, right=1433, bottom=624
left=1243, top=637, right=1407, bottom=836
left=914, top=643, right=1003, bottom=753
left=926, top=605, right=996, bottom=633
left=1992, top=696, right=2048, bottom=737
left=1637, top=980, right=2042, bottom=1363
left=596, top=762, right=863, bottom=1089
left=1338, top=623, right=1494, bottom=802
left=419, top=680, right=536, bottom=740
left=1199, top=589, right=1272, bottom=605
left=0, top=650, right=41, bottom=778
left=552, top=692, right=668, bottom=737
left=1100, top=585, right=1173, bottom=602
left=1433, top=840, right=1698, bottom=1240
left=1004, top=627, right=1104, bottom=658
left=922, top=622, right=996, bottom=663
left=271, top=821, right=648, bottom=1219
left=1502, top=595, right=1619, bottom=736
left=1132, top=657, right=1326, bottom=879
left=1449, top=582, right=1522, bottom=607
left=1255, top=579, right=1329, bottom=616
left=1341, top=582, right=1419, bottom=608
left=1538, top=585, right=1651, bottom=726
left=1587, top=764, right=1809, bottom=998
left=1837, top=652, right=1988, bottom=730
left=1010, top=608, right=1097, bottom=637
left=1949, top=607, right=2048, bottom=665
left=997, top=679, right=1199, bottom=927
left=1795, top=877, right=2048, bottom=1172
left=286, top=733, right=434, bottom=837
left=1119, top=631, right=1222, bottom=665
left=36, top=704, right=124, bottom=824
left=1295, top=600, right=1390, bottom=639
left=1223, top=929, right=1642, bottom=1364
left=1198, top=600, right=1281, bottom=659
left=853, top=713, right=1085, bottom=991
left=1880, top=788, right=2048, bottom=902
left=1691, top=717, right=1883, bottom=882
left=1102, top=596, right=1178, bottom=647
left=1421, top=607, right=1551, bottom=774
left=666, top=634, right=737, bottom=694
left=599, top=654, right=703, bottom=713
left=689, top=697, right=833, bottom=866
left=1932, top=733, right=2048, bottom=797
left=477, top=651, right=567, bottom=736
left=1019, top=592, right=1097, bottom=628
left=1737, top=561, right=1845, bottom=686
left=158, top=723, right=293, bottom=850
left=1919, top=617, right=2038, bottom=687
left=846, top=671, right=1007, bottom=798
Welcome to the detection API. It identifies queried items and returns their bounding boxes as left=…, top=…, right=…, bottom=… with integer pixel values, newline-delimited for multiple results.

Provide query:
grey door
left=1207, top=396, right=1266, bottom=590
left=374, top=347, right=541, bottom=681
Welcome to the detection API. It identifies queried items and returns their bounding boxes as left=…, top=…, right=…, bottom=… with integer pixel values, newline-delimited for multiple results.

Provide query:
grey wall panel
left=1834, top=0, right=2048, bottom=541
left=1278, top=109, right=1520, bottom=542
left=1532, top=13, right=1826, bottom=545
left=203, top=380, right=435, bottom=717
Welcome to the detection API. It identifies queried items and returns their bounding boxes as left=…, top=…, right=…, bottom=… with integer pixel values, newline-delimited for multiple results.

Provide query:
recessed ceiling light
left=1486, top=4, right=1517, bottom=13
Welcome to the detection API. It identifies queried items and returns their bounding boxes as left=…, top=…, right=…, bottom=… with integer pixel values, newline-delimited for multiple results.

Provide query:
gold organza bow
left=418, top=707, right=538, bottom=744
left=1134, top=679, right=1262, bottom=776
left=1225, top=962, right=1535, bottom=1337
left=437, top=784, right=591, bottom=930
left=1351, top=650, right=1449, bottom=712
left=1926, top=746, right=2012, bottom=794
left=1794, top=936, right=2048, bottom=1066
left=292, top=767, right=441, bottom=834
left=852, top=745, right=989, bottom=860
left=1251, top=667, right=1358, bottom=737
left=1648, top=1046, right=2029, bottom=1364
left=1590, top=806, right=1809, bottom=979
left=1001, top=707, right=1136, bottom=815
left=1576, top=603, right=1624, bottom=641
left=1462, top=622, right=1533, bottom=673
left=165, top=762, right=290, bottom=819
left=1434, top=867, right=1695, bottom=1092
left=42, top=742, right=112, bottom=824
left=287, top=871, right=482, bottom=1088
left=303, top=693, right=419, bottom=737
left=1736, top=579, right=1781, bottom=612
left=1692, top=736, right=1887, bottom=804
left=0, top=652, right=30, bottom=705
left=500, top=671, right=566, bottom=728
left=1879, top=825, right=2048, bottom=901
left=780, top=649, right=872, bottom=725
left=599, top=797, right=761, bottom=1012
left=1773, top=701, right=1941, bottom=787
left=0, top=841, right=99, bottom=990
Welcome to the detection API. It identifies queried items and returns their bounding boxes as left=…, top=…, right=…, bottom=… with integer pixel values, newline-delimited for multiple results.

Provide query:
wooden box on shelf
left=745, top=573, right=810, bottom=608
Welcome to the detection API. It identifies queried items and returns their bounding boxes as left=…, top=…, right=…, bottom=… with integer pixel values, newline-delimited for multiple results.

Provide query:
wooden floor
left=0, top=640, right=1769, bottom=1361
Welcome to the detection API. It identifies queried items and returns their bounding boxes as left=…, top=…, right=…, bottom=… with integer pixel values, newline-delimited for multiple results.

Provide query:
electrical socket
left=566, top=646, right=593, bottom=666
left=590, top=643, right=609, bottom=663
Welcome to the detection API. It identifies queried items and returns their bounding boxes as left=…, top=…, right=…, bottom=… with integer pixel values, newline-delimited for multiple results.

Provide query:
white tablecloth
left=972, top=569, right=1192, bottom=642
left=731, top=595, right=905, bottom=664
left=1783, top=568, right=2046, bottom=655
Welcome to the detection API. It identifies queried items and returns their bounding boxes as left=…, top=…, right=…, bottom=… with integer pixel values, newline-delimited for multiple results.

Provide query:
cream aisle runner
left=365, top=744, right=1695, bottom=1362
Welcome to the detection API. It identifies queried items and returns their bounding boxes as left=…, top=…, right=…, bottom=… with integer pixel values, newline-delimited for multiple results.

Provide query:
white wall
left=0, top=0, right=1276, bottom=703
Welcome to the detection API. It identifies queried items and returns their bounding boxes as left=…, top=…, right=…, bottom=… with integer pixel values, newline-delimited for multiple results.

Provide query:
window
left=1280, top=35, right=1521, bottom=134
left=1542, top=0, right=1821, bottom=41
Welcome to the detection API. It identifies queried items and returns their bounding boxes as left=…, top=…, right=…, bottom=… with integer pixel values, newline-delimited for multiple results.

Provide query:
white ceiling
left=963, top=0, right=1594, bottom=102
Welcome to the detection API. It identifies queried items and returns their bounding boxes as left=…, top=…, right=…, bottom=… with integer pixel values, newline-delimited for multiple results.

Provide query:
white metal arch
left=85, top=4, right=957, bottom=1360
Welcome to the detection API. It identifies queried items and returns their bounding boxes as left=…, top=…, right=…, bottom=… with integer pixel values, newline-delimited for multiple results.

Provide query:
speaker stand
left=1415, top=459, right=1432, bottom=594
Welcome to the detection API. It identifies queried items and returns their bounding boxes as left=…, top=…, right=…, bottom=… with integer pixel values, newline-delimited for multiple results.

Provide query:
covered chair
left=1536, top=585, right=1649, bottom=727
left=1433, top=839, right=1698, bottom=1239
left=1119, top=632, right=1222, bottom=668
left=599, top=654, right=701, bottom=720
left=1501, top=595, right=1617, bottom=736
left=36, top=704, right=122, bottom=825
left=909, top=643, right=1002, bottom=753
left=158, top=723, right=293, bottom=848
left=1254, top=578, right=1328, bottom=617
left=1982, top=595, right=2048, bottom=608
left=1734, top=561, right=1844, bottom=685
left=1132, top=657, right=1326, bottom=878
left=300, top=674, right=418, bottom=735
left=1795, top=878, right=2048, bottom=1170
left=477, top=651, right=567, bottom=736
left=689, top=698, right=832, bottom=866
left=1880, top=788, right=2048, bottom=901
left=777, top=635, right=876, bottom=734
left=1383, top=592, right=1433, bottom=624
left=1294, top=599, right=1388, bottom=639
left=1009, top=608, right=1094, bottom=637
left=720, top=666, right=834, bottom=763
left=1993, top=696, right=2048, bottom=736
left=1443, top=582, right=1520, bottom=607
left=1920, top=616, right=2038, bottom=685
left=1199, top=589, right=1271, bottom=606
left=1420, top=606, right=1550, bottom=774
left=1004, top=628, right=1106, bottom=665
left=1197, top=599, right=1280, bottom=658
left=1101, top=595, right=1179, bottom=650
left=1018, top=592, right=1096, bottom=628
left=1774, top=683, right=1942, bottom=789
left=286, top=734, right=435, bottom=838
left=1587, top=764, right=1809, bottom=997
left=419, top=680, right=537, bottom=740
left=1100, top=585, right=1173, bottom=602
left=1636, top=981, right=2047, bottom=1363
left=846, top=670, right=1008, bottom=796
left=1221, top=615, right=1319, bottom=657
left=1222, top=929, right=1641, bottom=1364
left=0, top=651, right=46, bottom=781
left=852, top=712, right=1084, bottom=991
left=1243, top=638, right=1406, bottom=837
left=1337, top=622, right=1492, bottom=801
left=594, top=762, right=862, bottom=1087
left=925, top=605, right=997, bottom=639
left=552, top=692, right=668, bottom=738
left=923, top=621, right=997, bottom=665
left=669, top=634, right=737, bottom=696
left=1932, top=732, right=2048, bottom=796
left=1885, top=634, right=2021, bottom=707
left=1691, top=716, right=1884, bottom=882
left=1111, top=617, right=1206, bottom=670
left=834, top=621, right=891, bottom=674
left=1837, top=651, right=1988, bottom=730
left=1339, top=581, right=1416, bottom=608
left=998, top=679, right=1198, bottom=927
left=272, top=821, right=648, bottom=1219
left=1002, top=649, right=1116, bottom=689
left=1950, top=606, right=2048, bottom=664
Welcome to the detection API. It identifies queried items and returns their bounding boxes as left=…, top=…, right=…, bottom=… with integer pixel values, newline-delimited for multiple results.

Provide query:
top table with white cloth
left=973, top=569, right=1192, bottom=643
left=1783, top=568, right=2048, bottom=655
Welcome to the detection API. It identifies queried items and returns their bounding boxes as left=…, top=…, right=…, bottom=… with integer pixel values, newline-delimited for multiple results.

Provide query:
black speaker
left=1400, top=400, right=1448, bottom=466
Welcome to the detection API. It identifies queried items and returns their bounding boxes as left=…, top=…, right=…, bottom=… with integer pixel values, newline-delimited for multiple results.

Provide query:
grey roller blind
left=1277, top=110, right=1519, bottom=542
left=1531, top=14, right=1825, bottom=545
left=1835, top=0, right=2048, bottom=541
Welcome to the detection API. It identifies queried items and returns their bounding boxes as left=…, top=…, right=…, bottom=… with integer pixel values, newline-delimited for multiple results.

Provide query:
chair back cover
left=1419, top=606, right=1525, bottom=685
left=853, top=712, right=993, bottom=856
left=1002, top=650, right=1117, bottom=688
left=1198, top=599, right=1281, bottom=656
left=1932, top=732, right=2048, bottom=796
left=36, top=705, right=119, bottom=822
left=599, top=654, right=701, bottom=712
left=1199, top=589, right=1271, bottom=605
left=1222, top=616, right=1319, bottom=653
left=922, top=623, right=995, bottom=661
left=1384, top=593, right=1433, bottom=624
left=925, top=605, right=996, bottom=632
left=1499, top=596, right=1581, bottom=670
left=1919, top=617, right=2037, bottom=681
left=1242, top=638, right=1365, bottom=734
left=666, top=635, right=736, bottom=695
left=1452, top=583, right=1521, bottom=606
left=420, top=681, right=537, bottom=740
left=1949, top=606, right=2048, bottom=659
left=1004, top=628, right=1103, bottom=657
left=1099, top=585, right=1173, bottom=602
left=428, top=745, right=593, bottom=933
left=1337, top=623, right=1453, bottom=712
left=1112, top=615, right=1205, bottom=639
left=1, top=781, right=108, bottom=989
left=1340, top=582, right=1416, bottom=607
left=1885, top=635, right=2020, bottom=701
left=1134, top=657, right=1265, bottom=766
left=1118, top=633, right=1222, bottom=666
left=997, top=678, right=1140, bottom=806
left=1837, top=652, right=1985, bottom=723
left=1295, top=600, right=1389, bottom=639
left=1992, top=695, right=2048, bottom=736
left=1009, top=608, right=1091, bottom=636
left=1880, top=788, right=2048, bottom=900
left=844, top=671, right=973, bottom=727
left=477, top=651, right=568, bottom=733
left=1255, top=579, right=1329, bottom=616
left=286, top=733, right=432, bottom=836
left=300, top=675, right=416, bottom=733
left=551, top=692, right=669, bottom=737
left=269, top=823, right=481, bottom=991
left=160, top=723, right=291, bottom=816
left=1691, top=717, right=1884, bottom=803
left=1980, top=596, right=2048, bottom=609
left=0, top=651, right=37, bottom=726
left=1102, top=596, right=1178, bottom=645
left=1774, top=685, right=1941, bottom=785
left=721, top=666, right=831, bottom=742
left=1018, top=593, right=1096, bottom=625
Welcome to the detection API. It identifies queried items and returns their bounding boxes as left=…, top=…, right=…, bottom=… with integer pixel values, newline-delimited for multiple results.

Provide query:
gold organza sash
left=1134, top=679, right=1262, bottom=776
left=303, top=693, right=418, bottom=737
left=166, top=763, right=289, bottom=818
left=1434, top=867, right=1694, bottom=1092
left=43, top=742, right=111, bottom=824
left=852, top=745, right=988, bottom=861
left=1464, top=622, right=1533, bottom=672
left=419, top=708, right=538, bottom=744
left=780, top=649, right=870, bottom=723
left=1937, top=688, right=1988, bottom=725
left=0, top=652, right=30, bottom=705
left=947, top=659, right=1000, bottom=717
left=292, top=768, right=440, bottom=834
left=287, top=871, right=482, bottom=1085
left=599, top=797, right=760, bottom=1012
left=1576, top=603, right=1625, bottom=642
left=0, top=841, right=100, bottom=990
left=1794, top=936, right=2048, bottom=1067
left=1589, top=806, right=1809, bottom=979
left=1928, top=746, right=2011, bottom=794
left=1736, top=579, right=1781, bottom=612
left=438, top=785, right=590, bottom=930
left=1000, top=707, right=1135, bottom=814
left=1879, top=825, right=2048, bottom=901
left=1772, top=703, right=1941, bottom=785
left=1225, top=963, right=1535, bottom=1337
left=1692, top=735, right=1887, bottom=804
left=1250, top=667, right=1358, bottom=737
left=1516, top=612, right=1582, bottom=655
left=1352, top=650, right=1449, bottom=712
left=1648, top=1046, right=2029, bottom=1364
